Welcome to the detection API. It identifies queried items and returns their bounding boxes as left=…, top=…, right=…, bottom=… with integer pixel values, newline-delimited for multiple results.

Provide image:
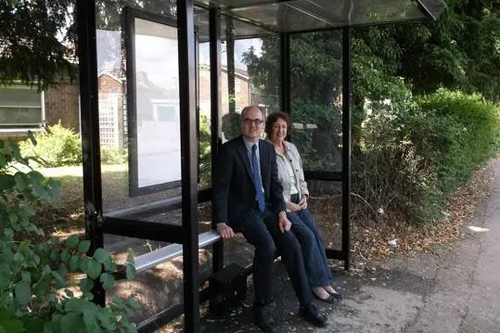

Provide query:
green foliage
left=290, top=102, right=342, bottom=171
left=199, top=115, right=212, bottom=189
left=100, top=148, right=128, bottom=165
left=354, top=89, right=500, bottom=224
left=243, top=31, right=343, bottom=107
left=20, top=123, right=127, bottom=167
left=0, top=139, right=138, bottom=333
left=392, top=0, right=500, bottom=101
left=221, top=112, right=241, bottom=141
left=0, top=0, right=77, bottom=91
left=416, top=89, right=500, bottom=194
left=19, top=122, right=82, bottom=167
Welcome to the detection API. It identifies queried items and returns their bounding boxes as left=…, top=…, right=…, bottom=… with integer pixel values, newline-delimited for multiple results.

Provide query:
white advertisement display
left=132, top=17, right=182, bottom=191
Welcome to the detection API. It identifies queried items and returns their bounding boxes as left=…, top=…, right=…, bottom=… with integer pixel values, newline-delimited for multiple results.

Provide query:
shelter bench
left=119, top=229, right=248, bottom=315
left=133, top=230, right=221, bottom=272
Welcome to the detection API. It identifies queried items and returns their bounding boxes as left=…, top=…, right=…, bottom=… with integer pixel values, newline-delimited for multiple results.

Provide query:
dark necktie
left=251, top=144, right=266, bottom=212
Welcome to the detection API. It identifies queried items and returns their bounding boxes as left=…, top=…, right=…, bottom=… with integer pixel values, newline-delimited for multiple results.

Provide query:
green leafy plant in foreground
left=0, top=138, right=138, bottom=333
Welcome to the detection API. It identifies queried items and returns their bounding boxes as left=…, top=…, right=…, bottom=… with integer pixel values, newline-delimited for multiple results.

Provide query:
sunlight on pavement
left=467, top=226, right=490, bottom=233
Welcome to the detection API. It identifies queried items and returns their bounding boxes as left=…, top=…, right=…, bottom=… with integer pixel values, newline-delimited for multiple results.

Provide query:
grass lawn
left=35, top=164, right=128, bottom=239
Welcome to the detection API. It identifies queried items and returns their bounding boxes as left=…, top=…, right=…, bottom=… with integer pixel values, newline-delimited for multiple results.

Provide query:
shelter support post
left=178, top=0, right=200, bottom=331
left=76, top=0, right=105, bottom=306
left=341, top=27, right=352, bottom=270
left=280, top=32, right=291, bottom=113
left=209, top=7, right=224, bottom=273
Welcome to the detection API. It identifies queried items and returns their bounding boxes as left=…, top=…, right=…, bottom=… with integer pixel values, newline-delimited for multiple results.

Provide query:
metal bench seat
left=134, top=230, right=221, bottom=272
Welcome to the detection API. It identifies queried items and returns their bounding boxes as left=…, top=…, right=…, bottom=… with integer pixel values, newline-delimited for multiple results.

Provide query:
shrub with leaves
left=199, top=115, right=211, bottom=189
left=100, top=148, right=128, bottom=166
left=416, top=89, right=500, bottom=194
left=0, top=138, right=138, bottom=333
left=221, top=112, right=241, bottom=141
left=19, top=122, right=82, bottom=167
left=354, top=88, right=500, bottom=224
left=291, top=101, right=342, bottom=171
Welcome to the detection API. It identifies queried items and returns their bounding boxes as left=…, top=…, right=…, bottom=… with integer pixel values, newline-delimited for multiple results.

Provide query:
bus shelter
left=76, top=1, right=446, bottom=332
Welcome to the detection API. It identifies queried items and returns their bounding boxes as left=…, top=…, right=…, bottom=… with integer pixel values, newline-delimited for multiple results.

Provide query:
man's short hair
left=241, top=105, right=264, bottom=120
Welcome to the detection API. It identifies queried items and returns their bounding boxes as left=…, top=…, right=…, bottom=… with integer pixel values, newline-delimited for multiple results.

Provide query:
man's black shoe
left=298, top=304, right=328, bottom=328
left=253, top=305, right=279, bottom=333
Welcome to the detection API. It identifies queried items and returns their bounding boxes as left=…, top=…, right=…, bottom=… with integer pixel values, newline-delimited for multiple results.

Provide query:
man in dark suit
left=213, top=106, right=327, bottom=332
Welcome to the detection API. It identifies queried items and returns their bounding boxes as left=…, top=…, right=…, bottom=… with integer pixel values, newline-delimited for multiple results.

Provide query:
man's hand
left=298, top=195, right=308, bottom=209
left=286, top=201, right=301, bottom=212
left=278, top=212, right=292, bottom=233
left=216, top=223, right=241, bottom=239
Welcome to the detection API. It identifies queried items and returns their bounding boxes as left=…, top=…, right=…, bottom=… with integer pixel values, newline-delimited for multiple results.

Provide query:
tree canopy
left=1, top=0, right=500, bottom=101
left=0, top=0, right=177, bottom=90
left=0, top=0, right=77, bottom=90
left=243, top=0, right=500, bottom=103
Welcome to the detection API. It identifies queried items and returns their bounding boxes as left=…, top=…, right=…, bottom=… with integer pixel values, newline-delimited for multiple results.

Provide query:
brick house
left=0, top=81, right=80, bottom=139
left=97, top=72, right=126, bottom=148
left=0, top=65, right=254, bottom=141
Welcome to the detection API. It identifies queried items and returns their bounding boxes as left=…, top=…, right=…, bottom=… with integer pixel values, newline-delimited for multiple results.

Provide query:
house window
left=0, top=86, right=43, bottom=129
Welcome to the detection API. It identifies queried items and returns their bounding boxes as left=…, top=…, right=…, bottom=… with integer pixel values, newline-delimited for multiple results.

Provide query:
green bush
left=353, top=89, right=443, bottom=224
left=416, top=89, right=500, bottom=194
left=0, top=138, right=139, bottom=333
left=199, top=115, right=211, bottom=189
left=101, top=148, right=128, bottom=165
left=354, top=88, right=500, bottom=224
left=221, top=112, right=241, bottom=141
left=19, top=122, right=82, bottom=167
left=291, top=101, right=342, bottom=171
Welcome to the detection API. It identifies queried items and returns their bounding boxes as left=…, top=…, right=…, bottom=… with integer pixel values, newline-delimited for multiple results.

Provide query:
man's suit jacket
left=213, top=136, right=286, bottom=229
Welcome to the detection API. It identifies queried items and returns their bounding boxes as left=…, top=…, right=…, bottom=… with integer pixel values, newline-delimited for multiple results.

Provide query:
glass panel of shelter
left=94, top=0, right=347, bottom=282
left=104, top=234, right=185, bottom=328
left=418, top=0, right=447, bottom=19
left=93, top=2, right=187, bottom=327
left=95, top=2, right=184, bottom=219
left=288, top=28, right=344, bottom=252
left=92, top=1, right=284, bottom=327
left=195, top=11, right=283, bottom=269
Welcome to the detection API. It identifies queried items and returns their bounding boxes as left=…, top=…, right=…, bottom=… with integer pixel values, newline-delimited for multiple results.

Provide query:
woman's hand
left=286, top=201, right=301, bottom=212
left=298, top=195, right=308, bottom=209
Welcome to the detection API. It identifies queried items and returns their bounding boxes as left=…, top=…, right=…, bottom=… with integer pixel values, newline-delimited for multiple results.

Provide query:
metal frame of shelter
left=76, top=1, right=445, bottom=332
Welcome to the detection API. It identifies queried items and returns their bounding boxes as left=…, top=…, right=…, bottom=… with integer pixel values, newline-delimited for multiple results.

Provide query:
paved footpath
left=321, top=158, right=500, bottom=333
left=199, top=159, right=500, bottom=333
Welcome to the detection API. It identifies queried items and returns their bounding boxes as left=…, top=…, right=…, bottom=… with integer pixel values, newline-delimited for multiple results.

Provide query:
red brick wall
left=97, top=74, right=125, bottom=148
left=98, top=74, right=123, bottom=96
left=44, top=82, right=80, bottom=131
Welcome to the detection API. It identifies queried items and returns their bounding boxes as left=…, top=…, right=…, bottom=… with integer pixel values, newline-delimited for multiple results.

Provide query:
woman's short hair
left=265, top=111, right=293, bottom=139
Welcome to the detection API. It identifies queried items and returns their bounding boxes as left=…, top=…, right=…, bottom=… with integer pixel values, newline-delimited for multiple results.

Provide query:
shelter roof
left=194, top=0, right=446, bottom=38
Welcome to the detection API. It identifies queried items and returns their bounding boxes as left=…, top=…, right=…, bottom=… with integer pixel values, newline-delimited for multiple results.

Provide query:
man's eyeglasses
left=243, top=118, right=264, bottom=126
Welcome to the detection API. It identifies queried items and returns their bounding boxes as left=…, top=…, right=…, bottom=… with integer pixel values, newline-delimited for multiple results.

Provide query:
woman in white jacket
left=266, top=111, right=342, bottom=303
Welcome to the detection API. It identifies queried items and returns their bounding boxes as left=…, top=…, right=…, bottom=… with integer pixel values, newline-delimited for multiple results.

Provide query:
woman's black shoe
left=298, top=304, right=328, bottom=327
left=313, top=292, right=336, bottom=304
left=329, top=291, right=343, bottom=300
